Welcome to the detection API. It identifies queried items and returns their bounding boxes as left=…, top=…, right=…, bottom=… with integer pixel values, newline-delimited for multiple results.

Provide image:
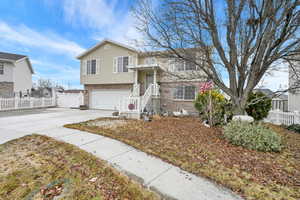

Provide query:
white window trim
left=113, top=56, right=131, bottom=73
left=173, top=85, right=196, bottom=101
left=85, top=59, right=99, bottom=75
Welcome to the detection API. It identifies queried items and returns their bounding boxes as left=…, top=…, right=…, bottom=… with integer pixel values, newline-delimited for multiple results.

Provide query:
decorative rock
left=232, top=115, right=254, bottom=122
left=202, top=120, right=210, bottom=128
left=181, top=109, right=189, bottom=116
left=112, top=111, right=119, bottom=116
left=173, top=109, right=189, bottom=117
left=173, top=111, right=182, bottom=117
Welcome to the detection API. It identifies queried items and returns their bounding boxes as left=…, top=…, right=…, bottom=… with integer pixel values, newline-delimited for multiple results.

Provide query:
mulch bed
left=65, top=117, right=300, bottom=200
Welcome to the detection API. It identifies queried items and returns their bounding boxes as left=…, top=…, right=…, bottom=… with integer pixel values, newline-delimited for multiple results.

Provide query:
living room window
left=174, top=85, right=196, bottom=100
left=86, top=59, right=97, bottom=75
left=114, top=56, right=129, bottom=73
left=0, top=63, right=4, bottom=75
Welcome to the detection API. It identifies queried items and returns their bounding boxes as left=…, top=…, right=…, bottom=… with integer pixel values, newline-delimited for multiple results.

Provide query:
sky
left=0, top=0, right=288, bottom=90
left=0, top=0, right=139, bottom=89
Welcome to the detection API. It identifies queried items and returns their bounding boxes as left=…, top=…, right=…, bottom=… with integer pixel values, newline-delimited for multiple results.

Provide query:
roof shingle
left=0, top=52, right=27, bottom=61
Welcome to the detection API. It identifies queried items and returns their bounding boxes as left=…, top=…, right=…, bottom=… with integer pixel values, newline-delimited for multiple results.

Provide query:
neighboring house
left=288, top=64, right=300, bottom=112
left=253, top=89, right=288, bottom=112
left=0, top=52, right=34, bottom=97
left=77, top=39, right=206, bottom=115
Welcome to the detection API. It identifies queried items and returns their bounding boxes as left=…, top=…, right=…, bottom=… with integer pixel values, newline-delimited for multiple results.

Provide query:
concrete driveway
left=0, top=108, right=112, bottom=144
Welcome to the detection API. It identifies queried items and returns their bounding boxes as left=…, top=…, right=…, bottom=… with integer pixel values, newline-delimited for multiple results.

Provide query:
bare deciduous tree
left=37, top=78, right=53, bottom=89
left=133, top=0, right=300, bottom=114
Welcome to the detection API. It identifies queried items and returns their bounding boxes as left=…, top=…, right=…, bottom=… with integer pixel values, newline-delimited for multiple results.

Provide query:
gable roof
left=253, top=88, right=273, bottom=96
left=253, top=88, right=288, bottom=100
left=0, top=52, right=27, bottom=61
left=0, top=52, right=34, bottom=74
left=76, top=39, right=138, bottom=59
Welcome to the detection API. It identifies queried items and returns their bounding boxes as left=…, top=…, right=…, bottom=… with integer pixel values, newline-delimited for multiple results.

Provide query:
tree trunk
left=232, top=105, right=245, bottom=115
left=232, top=98, right=247, bottom=115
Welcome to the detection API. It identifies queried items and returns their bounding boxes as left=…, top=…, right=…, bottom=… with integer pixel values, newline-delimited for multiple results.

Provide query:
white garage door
left=90, top=89, right=131, bottom=110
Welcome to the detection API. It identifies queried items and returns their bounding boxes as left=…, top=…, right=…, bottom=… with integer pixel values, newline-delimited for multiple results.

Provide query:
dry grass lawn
left=65, top=117, right=300, bottom=200
left=0, top=134, right=159, bottom=200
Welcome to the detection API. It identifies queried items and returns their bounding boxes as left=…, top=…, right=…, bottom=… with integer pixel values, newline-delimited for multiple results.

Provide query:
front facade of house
left=0, top=52, right=34, bottom=97
left=77, top=39, right=205, bottom=116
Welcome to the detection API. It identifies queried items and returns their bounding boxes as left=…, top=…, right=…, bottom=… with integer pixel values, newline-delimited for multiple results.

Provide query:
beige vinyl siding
left=289, top=93, right=300, bottom=111
left=80, top=42, right=137, bottom=84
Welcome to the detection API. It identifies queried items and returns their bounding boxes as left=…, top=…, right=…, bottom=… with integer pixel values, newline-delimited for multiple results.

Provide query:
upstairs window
left=114, top=56, right=130, bottom=73
left=169, top=53, right=198, bottom=71
left=0, top=63, right=3, bottom=75
left=174, top=85, right=196, bottom=100
left=86, top=59, right=97, bottom=75
left=145, top=57, right=156, bottom=65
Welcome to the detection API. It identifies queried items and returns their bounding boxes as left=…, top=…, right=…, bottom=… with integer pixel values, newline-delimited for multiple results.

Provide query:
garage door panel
left=90, top=89, right=130, bottom=110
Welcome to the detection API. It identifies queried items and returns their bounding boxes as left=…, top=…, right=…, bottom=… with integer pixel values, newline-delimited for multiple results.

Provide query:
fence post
left=295, top=111, right=300, bottom=124
left=52, top=88, right=57, bottom=107
left=274, top=110, right=280, bottom=125
left=14, top=97, right=18, bottom=109
left=29, top=97, right=33, bottom=108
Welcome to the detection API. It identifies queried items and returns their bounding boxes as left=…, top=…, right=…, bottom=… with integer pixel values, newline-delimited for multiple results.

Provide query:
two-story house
left=77, top=39, right=205, bottom=117
left=0, top=52, right=34, bottom=97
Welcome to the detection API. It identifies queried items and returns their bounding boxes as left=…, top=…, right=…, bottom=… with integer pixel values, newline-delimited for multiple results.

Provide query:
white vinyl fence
left=264, top=110, right=300, bottom=125
left=0, top=97, right=56, bottom=111
left=56, top=92, right=84, bottom=108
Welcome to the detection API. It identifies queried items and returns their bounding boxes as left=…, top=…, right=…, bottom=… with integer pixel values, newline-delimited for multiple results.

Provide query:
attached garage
left=89, top=89, right=131, bottom=110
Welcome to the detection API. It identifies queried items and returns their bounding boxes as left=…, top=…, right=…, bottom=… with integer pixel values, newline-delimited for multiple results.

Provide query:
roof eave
left=0, top=58, right=15, bottom=63
left=76, top=39, right=138, bottom=60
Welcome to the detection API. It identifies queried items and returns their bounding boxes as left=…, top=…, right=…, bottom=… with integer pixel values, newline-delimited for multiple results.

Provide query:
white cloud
left=31, top=59, right=81, bottom=89
left=91, top=16, right=143, bottom=47
left=258, top=68, right=289, bottom=91
left=59, top=0, right=143, bottom=47
left=0, top=21, right=85, bottom=57
left=62, top=0, right=117, bottom=29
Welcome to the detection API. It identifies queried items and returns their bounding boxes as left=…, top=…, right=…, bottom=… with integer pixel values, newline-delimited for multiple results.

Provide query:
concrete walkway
left=0, top=108, right=242, bottom=200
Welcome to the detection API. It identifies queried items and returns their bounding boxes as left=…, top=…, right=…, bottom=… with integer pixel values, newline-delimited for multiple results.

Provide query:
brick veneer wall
left=160, top=81, right=201, bottom=115
left=0, top=82, right=14, bottom=97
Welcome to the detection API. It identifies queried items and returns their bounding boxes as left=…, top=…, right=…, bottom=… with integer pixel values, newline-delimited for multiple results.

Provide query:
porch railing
left=119, top=83, right=160, bottom=114
left=0, top=97, right=56, bottom=111
left=141, top=84, right=153, bottom=111
left=130, top=84, right=140, bottom=97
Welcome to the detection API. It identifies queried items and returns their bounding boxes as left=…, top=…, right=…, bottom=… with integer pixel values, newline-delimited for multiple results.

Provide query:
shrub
left=223, top=121, right=282, bottom=152
left=285, top=124, right=300, bottom=134
left=246, top=92, right=272, bottom=121
left=194, top=90, right=227, bottom=126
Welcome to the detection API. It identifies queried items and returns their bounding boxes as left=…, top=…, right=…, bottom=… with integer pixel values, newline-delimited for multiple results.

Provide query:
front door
left=145, top=73, right=154, bottom=91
